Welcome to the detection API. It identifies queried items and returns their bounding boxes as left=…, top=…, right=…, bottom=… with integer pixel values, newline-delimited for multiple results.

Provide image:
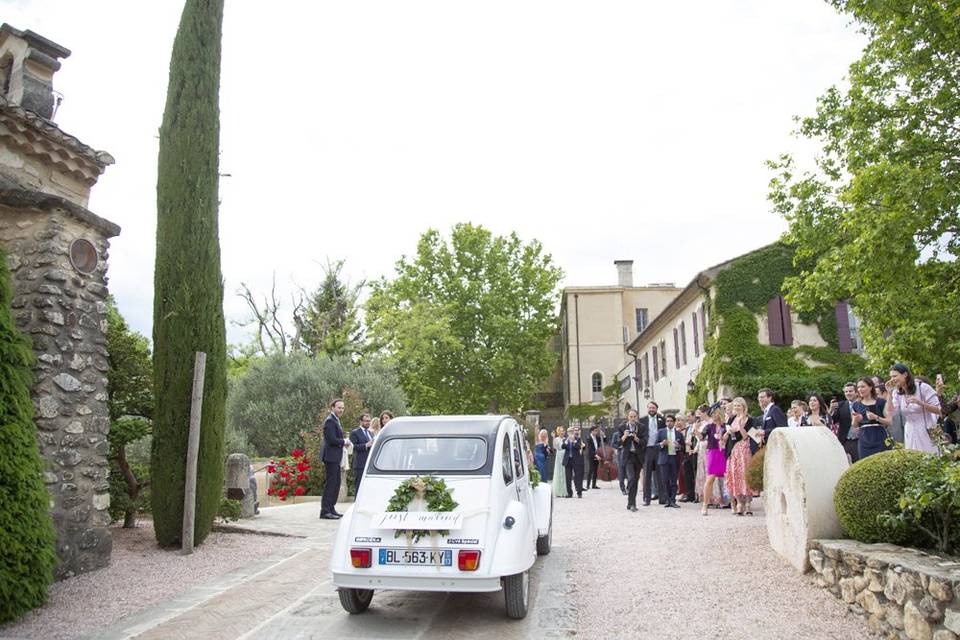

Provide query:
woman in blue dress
left=533, top=429, right=552, bottom=480
left=852, top=376, right=891, bottom=460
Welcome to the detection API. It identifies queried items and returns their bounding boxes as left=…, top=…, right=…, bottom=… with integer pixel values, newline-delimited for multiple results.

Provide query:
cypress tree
left=0, top=249, right=57, bottom=622
left=151, top=0, right=227, bottom=546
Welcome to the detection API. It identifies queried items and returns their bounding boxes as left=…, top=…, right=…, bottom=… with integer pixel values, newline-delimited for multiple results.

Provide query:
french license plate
left=378, top=548, right=453, bottom=566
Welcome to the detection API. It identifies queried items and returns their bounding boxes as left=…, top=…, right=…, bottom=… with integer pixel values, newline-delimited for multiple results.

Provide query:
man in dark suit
left=758, top=388, right=787, bottom=444
left=612, top=412, right=635, bottom=495
left=348, top=412, right=374, bottom=494
left=586, top=425, right=603, bottom=489
left=656, top=414, right=683, bottom=507
left=320, top=398, right=346, bottom=520
left=830, top=382, right=860, bottom=463
left=618, top=413, right=647, bottom=511
left=561, top=427, right=586, bottom=498
left=640, top=402, right=667, bottom=505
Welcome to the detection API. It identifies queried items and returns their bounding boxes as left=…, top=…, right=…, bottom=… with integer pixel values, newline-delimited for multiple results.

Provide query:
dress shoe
left=621, top=489, right=627, bottom=495
left=566, top=494, right=573, bottom=499
left=320, top=512, right=340, bottom=520
left=630, top=506, right=638, bottom=512
left=577, top=493, right=582, bottom=498
left=592, top=484, right=599, bottom=489
left=668, top=503, right=680, bottom=509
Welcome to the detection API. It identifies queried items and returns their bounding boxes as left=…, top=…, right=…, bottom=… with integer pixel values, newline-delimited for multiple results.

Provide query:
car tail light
left=350, top=548, right=372, bottom=568
left=458, top=550, right=481, bottom=571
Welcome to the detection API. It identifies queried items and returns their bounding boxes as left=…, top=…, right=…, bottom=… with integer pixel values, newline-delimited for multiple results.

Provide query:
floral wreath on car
left=385, top=475, right=459, bottom=542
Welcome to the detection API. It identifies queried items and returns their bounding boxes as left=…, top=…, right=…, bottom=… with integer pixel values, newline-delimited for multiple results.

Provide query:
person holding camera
left=887, top=363, right=940, bottom=454
left=561, top=426, right=586, bottom=498
left=618, top=413, right=648, bottom=511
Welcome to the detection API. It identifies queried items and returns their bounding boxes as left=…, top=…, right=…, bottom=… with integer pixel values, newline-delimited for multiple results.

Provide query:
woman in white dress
left=552, top=426, right=567, bottom=497
left=887, top=364, right=940, bottom=454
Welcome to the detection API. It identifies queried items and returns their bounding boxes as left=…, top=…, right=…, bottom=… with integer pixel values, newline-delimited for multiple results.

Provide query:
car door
left=509, top=425, right=532, bottom=511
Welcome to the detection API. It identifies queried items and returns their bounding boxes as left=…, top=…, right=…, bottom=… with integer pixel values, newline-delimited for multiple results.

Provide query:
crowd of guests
left=531, top=362, right=958, bottom=515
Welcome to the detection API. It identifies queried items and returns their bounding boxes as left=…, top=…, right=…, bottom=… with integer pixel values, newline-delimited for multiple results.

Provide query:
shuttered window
left=680, top=321, right=688, bottom=365
left=659, top=340, right=667, bottom=376
left=643, top=353, right=651, bottom=387
left=652, top=346, right=659, bottom=381
left=700, top=303, right=707, bottom=340
left=767, top=296, right=793, bottom=346
left=692, top=311, right=700, bottom=357
left=673, top=328, right=681, bottom=369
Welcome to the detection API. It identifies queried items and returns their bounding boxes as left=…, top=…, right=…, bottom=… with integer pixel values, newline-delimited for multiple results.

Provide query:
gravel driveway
left=563, top=482, right=869, bottom=639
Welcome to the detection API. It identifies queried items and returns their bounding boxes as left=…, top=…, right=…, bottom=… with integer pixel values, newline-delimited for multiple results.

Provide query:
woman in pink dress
left=701, top=405, right=727, bottom=516
left=722, top=397, right=755, bottom=516
left=887, top=363, right=940, bottom=454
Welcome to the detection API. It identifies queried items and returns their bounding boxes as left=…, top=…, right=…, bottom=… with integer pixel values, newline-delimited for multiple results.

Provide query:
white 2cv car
left=330, top=415, right=553, bottom=619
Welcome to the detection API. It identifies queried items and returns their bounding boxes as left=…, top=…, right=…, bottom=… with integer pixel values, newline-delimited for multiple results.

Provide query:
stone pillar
left=764, top=426, right=849, bottom=573
left=1, top=207, right=113, bottom=579
left=225, top=453, right=256, bottom=518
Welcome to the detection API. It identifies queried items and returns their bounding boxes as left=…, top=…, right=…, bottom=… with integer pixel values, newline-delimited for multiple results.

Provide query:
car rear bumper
left=332, top=571, right=502, bottom=593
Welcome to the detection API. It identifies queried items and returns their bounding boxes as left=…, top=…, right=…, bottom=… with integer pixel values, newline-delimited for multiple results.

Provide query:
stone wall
left=0, top=203, right=112, bottom=579
left=809, top=539, right=960, bottom=640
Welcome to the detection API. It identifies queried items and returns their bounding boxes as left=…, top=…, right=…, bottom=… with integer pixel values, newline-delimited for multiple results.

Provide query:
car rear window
left=374, top=437, right=488, bottom=472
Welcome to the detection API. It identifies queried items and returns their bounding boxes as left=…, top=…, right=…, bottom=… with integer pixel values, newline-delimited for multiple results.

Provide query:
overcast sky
left=6, top=1, right=865, bottom=346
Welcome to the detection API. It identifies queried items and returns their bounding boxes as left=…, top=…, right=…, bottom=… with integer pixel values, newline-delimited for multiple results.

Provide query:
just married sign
left=375, top=512, right=463, bottom=530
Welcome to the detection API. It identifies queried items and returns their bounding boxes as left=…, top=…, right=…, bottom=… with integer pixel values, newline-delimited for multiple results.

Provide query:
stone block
left=64, top=421, right=83, bottom=434
left=764, top=428, right=850, bottom=572
left=867, top=613, right=887, bottom=634
left=856, top=575, right=871, bottom=592
left=870, top=568, right=887, bottom=592
left=810, top=549, right=826, bottom=573
left=37, top=395, right=59, bottom=418
left=840, top=577, right=858, bottom=603
left=225, top=453, right=256, bottom=518
left=921, top=596, right=945, bottom=623
left=931, top=579, right=954, bottom=603
left=888, top=603, right=905, bottom=630
left=860, top=589, right=887, bottom=615
left=92, top=493, right=109, bottom=511
left=906, top=600, right=934, bottom=640
left=933, top=630, right=958, bottom=640
left=53, top=373, right=81, bottom=391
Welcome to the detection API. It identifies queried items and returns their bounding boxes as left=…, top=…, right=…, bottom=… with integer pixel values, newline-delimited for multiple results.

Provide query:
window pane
left=501, top=435, right=513, bottom=485
left=636, top=308, right=648, bottom=333
left=375, top=437, right=489, bottom=472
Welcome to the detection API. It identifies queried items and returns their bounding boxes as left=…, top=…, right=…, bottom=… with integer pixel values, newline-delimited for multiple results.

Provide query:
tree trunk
left=116, top=445, right=140, bottom=528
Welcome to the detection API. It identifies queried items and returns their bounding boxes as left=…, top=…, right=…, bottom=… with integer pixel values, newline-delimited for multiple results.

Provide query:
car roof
left=379, top=415, right=514, bottom=440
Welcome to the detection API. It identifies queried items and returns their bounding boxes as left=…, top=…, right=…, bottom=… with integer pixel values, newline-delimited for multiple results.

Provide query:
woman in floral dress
left=722, top=397, right=755, bottom=516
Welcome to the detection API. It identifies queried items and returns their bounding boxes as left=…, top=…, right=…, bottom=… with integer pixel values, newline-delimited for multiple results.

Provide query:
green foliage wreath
left=386, top=476, right=459, bottom=542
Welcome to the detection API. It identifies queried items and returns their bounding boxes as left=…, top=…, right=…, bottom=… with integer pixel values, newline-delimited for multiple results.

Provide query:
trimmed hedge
left=0, top=249, right=57, bottom=623
left=833, top=449, right=925, bottom=544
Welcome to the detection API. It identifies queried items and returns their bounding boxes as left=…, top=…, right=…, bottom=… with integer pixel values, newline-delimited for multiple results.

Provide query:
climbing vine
left=690, top=243, right=865, bottom=410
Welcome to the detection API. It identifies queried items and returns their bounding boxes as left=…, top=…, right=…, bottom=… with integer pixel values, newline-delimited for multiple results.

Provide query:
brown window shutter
left=768, top=297, right=784, bottom=345
left=700, top=304, right=707, bottom=340
left=635, top=358, right=642, bottom=388
left=673, top=328, right=680, bottom=369
left=681, top=321, right=688, bottom=365
left=653, top=346, right=659, bottom=381
left=692, top=312, right=700, bottom=357
left=836, top=301, right=851, bottom=352
left=781, top=297, right=793, bottom=345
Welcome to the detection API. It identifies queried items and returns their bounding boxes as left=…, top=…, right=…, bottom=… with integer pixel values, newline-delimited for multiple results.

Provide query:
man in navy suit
left=561, top=427, right=586, bottom=498
left=758, top=388, right=787, bottom=444
left=640, top=402, right=667, bottom=505
left=320, top=398, right=346, bottom=520
left=348, top=412, right=374, bottom=493
left=656, top=414, right=683, bottom=508
left=617, top=413, right=647, bottom=511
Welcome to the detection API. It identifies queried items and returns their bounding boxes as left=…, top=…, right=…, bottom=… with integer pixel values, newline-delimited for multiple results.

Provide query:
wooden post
left=181, top=351, right=207, bottom=555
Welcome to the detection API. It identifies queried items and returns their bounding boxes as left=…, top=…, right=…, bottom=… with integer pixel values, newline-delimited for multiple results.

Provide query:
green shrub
left=834, top=449, right=925, bottom=544
left=746, top=447, right=765, bottom=492
left=217, top=497, right=241, bottom=523
left=0, top=250, right=57, bottom=623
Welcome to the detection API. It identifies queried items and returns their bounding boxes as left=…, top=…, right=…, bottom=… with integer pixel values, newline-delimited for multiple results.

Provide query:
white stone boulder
left=765, top=426, right=849, bottom=572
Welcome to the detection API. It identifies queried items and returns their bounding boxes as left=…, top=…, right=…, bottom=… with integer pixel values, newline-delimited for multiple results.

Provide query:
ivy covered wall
left=689, top=243, right=865, bottom=410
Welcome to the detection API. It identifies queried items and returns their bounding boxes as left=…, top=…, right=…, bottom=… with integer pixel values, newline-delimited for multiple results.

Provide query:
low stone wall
left=809, top=540, right=960, bottom=640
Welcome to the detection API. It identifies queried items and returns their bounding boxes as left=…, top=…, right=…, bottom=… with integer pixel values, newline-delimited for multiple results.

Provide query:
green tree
left=366, top=224, right=563, bottom=414
left=105, top=302, right=153, bottom=528
left=226, top=353, right=407, bottom=456
left=295, top=259, right=365, bottom=359
left=0, top=249, right=56, bottom=623
left=769, top=0, right=960, bottom=376
left=151, top=0, right=227, bottom=547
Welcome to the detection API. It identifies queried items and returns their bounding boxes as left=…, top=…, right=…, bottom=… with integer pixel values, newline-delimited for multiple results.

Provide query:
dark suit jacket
left=561, top=438, right=585, bottom=467
left=654, top=427, right=684, bottom=465
left=617, top=422, right=648, bottom=459
left=832, top=401, right=854, bottom=441
left=586, top=433, right=604, bottom=460
left=321, top=413, right=346, bottom=463
left=761, top=405, right=787, bottom=440
left=348, top=426, right=373, bottom=470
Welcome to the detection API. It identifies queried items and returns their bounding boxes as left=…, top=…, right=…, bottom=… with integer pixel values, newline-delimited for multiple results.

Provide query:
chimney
left=614, top=260, right=634, bottom=288
left=0, top=24, right=71, bottom=119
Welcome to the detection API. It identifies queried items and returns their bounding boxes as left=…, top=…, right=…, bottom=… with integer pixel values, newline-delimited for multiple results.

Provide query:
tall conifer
left=0, top=249, right=56, bottom=622
left=151, top=0, right=227, bottom=546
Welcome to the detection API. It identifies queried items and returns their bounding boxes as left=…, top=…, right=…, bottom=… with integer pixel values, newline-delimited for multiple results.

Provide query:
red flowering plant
left=266, top=448, right=312, bottom=501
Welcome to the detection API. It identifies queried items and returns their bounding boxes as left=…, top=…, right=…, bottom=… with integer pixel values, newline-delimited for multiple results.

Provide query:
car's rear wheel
left=503, top=570, right=529, bottom=619
left=536, top=506, right=552, bottom=556
left=338, top=587, right=374, bottom=614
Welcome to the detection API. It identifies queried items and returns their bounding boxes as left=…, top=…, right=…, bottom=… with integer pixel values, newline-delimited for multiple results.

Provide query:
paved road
left=91, top=482, right=868, bottom=640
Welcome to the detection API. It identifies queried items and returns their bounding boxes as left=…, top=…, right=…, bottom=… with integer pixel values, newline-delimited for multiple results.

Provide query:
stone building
left=0, top=24, right=119, bottom=579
